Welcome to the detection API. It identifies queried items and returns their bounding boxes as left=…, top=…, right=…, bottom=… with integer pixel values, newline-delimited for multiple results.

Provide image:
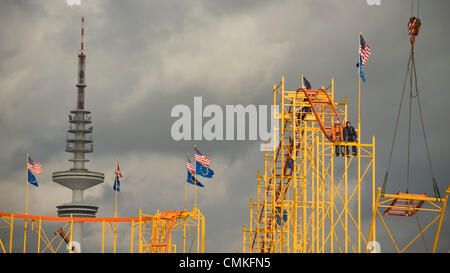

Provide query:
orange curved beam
left=149, top=210, right=183, bottom=253
left=0, top=212, right=153, bottom=223
left=300, top=88, right=344, bottom=142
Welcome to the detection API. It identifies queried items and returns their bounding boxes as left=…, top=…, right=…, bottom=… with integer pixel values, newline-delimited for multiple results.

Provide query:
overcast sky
left=0, top=0, right=449, bottom=253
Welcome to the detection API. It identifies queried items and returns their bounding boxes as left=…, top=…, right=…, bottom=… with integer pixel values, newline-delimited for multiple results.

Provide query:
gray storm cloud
left=0, top=0, right=449, bottom=252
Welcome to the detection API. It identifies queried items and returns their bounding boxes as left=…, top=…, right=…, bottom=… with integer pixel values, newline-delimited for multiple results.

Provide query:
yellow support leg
left=432, top=185, right=450, bottom=252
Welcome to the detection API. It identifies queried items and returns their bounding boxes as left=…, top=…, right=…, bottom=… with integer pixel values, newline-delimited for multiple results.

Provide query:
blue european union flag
left=195, top=161, right=214, bottom=178
left=186, top=170, right=204, bottom=187
left=360, top=68, right=366, bottom=83
left=113, top=175, right=120, bottom=192
left=359, top=56, right=366, bottom=83
left=28, top=170, right=38, bottom=187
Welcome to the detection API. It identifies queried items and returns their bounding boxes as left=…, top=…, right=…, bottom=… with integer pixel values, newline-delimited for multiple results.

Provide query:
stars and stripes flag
left=186, top=155, right=195, bottom=174
left=356, top=34, right=372, bottom=82
left=303, top=77, right=312, bottom=90
left=358, top=34, right=372, bottom=67
left=194, top=146, right=210, bottom=166
left=27, top=156, right=43, bottom=174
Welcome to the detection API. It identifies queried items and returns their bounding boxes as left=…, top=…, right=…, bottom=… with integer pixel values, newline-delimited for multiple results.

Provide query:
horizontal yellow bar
left=318, top=142, right=374, bottom=147
left=377, top=205, right=442, bottom=213
left=381, top=193, right=444, bottom=203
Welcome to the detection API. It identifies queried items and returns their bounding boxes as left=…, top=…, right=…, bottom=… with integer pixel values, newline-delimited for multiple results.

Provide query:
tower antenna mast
left=52, top=17, right=104, bottom=249
left=80, top=17, right=85, bottom=53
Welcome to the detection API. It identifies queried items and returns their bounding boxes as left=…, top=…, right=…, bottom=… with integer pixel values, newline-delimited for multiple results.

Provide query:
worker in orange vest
left=332, top=122, right=343, bottom=156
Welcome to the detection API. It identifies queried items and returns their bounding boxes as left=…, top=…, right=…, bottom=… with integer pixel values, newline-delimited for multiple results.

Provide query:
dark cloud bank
left=0, top=0, right=449, bottom=252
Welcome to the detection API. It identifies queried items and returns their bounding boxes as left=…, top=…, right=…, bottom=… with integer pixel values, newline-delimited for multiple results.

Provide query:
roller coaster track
left=148, top=210, right=183, bottom=253
left=251, top=88, right=344, bottom=252
left=302, top=88, right=344, bottom=142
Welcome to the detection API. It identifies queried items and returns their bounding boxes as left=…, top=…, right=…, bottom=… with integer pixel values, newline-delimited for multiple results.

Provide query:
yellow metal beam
left=244, top=76, right=375, bottom=253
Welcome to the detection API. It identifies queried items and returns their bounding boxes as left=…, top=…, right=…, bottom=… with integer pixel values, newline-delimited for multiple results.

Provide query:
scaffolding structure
left=0, top=208, right=204, bottom=253
left=242, top=76, right=376, bottom=253
left=367, top=186, right=449, bottom=253
left=364, top=15, right=450, bottom=253
left=138, top=208, right=205, bottom=253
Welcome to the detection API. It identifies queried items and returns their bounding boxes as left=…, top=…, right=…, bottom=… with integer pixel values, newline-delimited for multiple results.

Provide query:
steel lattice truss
left=243, top=76, right=376, bottom=253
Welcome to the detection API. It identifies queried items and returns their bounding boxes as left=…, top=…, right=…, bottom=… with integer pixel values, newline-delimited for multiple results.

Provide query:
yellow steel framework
left=0, top=208, right=204, bottom=253
left=138, top=208, right=205, bottom=253
left=363, top=15, right=450, bottom=253
left=366, top=186, right=449, bottom=253
left=242, top=76, right=376, bottom=253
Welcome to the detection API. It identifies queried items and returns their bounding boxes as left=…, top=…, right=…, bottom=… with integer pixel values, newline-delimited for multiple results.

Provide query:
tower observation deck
left=52, top=17, right=104, bottom=245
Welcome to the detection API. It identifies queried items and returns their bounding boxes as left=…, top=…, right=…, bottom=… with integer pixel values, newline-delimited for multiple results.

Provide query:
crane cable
left=411, top=0, right=431, bottom=253
left=381, top=0, right=437, bottom=253
left=381, top=0, right=441, bottom=199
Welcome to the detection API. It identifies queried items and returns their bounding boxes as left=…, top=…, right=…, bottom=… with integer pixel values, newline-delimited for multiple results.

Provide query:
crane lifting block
left=383, top=192, right=427, bottom=216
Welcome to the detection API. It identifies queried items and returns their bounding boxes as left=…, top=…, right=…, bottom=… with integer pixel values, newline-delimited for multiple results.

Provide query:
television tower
left=52, top=17, right=104, bottom=247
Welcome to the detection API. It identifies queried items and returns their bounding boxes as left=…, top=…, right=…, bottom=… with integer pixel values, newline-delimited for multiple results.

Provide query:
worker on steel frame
left=332, top=122, right=344, bottom=156
left=343, top=121, right=357, bottom=156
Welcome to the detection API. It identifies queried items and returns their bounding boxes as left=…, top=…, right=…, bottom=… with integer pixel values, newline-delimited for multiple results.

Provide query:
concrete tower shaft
left=52, top=17, right=104, bottom=246
left=77, top=54, right=86, bottom=110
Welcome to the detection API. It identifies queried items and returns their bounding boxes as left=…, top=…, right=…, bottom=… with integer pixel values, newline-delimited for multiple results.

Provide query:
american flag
left=194, top=147, right=210, bottom=166
left=186, top=155, right=195, bottom=174
left=27, top=157, right=43, bottom=174
left=303, top=77, right=312, bottom=90
left=115, top=162, right=123, bottom=178
left=359, top=35, right=372, bottom=67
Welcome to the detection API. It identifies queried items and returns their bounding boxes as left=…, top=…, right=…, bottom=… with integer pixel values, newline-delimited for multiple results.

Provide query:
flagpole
left=114, top=157, right=118, bottom=253
left=23, top=153, right=29, bottom=253
left=115, top=157, right=118, bottom=218
left=194, top=171, right=197, bottom=210
left=185, top=153, right=189, bottom=211
left=193, top=145, right=197, bottom=211
left=25, top=153, right=29, bottom=216
left=358, top=32, right=362, bottom=144
left=357, top=32, right=362, bottom=253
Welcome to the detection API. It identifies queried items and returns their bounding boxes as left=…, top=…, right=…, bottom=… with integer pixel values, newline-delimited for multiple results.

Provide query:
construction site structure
left=242, top=76, right=377, bottom=253
left=366, top=14, right=449, bottom=253
left=367, top=187, right=449, bottom=253
left=0, top=17, right=206, bottom=254
left=0, top=208, right=204, bottom=253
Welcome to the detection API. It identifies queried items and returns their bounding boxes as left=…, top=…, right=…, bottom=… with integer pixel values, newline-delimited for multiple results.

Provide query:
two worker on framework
left=332, top=121, right=357, bottom=157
